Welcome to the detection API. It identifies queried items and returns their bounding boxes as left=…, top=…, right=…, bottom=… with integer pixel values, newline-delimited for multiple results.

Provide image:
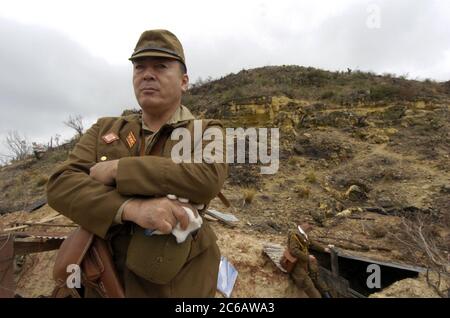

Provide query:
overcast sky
left=1, top=0, right=449, bottom=160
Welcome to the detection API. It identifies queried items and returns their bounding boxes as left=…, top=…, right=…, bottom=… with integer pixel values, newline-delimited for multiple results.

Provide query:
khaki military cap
left=129, top=29, right=186, bottom=68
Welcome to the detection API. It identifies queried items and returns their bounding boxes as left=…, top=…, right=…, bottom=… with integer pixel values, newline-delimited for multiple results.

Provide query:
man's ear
left=181, top=74, right=189, bottom=93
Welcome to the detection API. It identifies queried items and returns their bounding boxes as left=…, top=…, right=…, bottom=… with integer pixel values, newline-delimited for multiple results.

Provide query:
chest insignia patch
left=126, top=131, right=137, bottom=148
left=102, top=132, right=119, bottom=144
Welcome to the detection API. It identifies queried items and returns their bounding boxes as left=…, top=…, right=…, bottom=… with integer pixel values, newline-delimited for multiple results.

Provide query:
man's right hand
left=122, top=197, right=191, bottom=234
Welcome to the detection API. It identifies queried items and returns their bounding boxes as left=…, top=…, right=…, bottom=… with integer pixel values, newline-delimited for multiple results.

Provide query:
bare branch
left=64, top=115, right=84, bottom=137
left=3, top=130, right=31, bottom=161
left=392, top=213, right=449, bottom=297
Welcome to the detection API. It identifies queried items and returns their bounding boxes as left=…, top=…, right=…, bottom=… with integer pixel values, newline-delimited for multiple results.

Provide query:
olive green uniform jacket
left=47, top=106, right=227, bottom=297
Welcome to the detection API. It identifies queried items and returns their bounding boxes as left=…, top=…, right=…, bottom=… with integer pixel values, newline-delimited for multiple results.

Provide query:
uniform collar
left=140, top=105, right=195, bottom=132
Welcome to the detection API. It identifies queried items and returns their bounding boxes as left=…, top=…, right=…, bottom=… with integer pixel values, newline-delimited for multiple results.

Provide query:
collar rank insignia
left=126, top=131, right=137, bottom=148
left=102, top=132, right=119, bottom=144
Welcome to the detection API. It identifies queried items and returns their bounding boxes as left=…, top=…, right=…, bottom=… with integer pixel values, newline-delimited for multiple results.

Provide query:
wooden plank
left=330, top=248, right=340, bottom=277
left=3, top=214, right=63, bottom=232
left=336, top=249, right=427, bottom=273
left=20, top=222, right=77, bottom=228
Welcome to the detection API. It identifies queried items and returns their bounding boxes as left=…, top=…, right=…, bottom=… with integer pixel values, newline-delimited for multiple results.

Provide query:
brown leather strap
left=294, top=234, right=309, bottom=254
left=217, top=191, right=231, bottom=208
left=82, top=237, right=125, bottom=298
left=52, top=227, right=125, bottom=298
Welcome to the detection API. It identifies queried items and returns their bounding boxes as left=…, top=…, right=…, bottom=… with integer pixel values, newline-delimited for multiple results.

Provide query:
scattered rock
left=228, top=164, right=261, bottom=187
left=293, top=134, right=352, bottom=160
left=325, top=208, right=335, bottom=218
left=259, top=194, right=273, bottom=201
left=336, top=207, right=363, bottom=218
left=266, top=221, right=283, bottom=232
left=302, top=110, right=362, bottom=128
left=345, top=185, right=368, bottom=201
left=294, top=185, right=310, bottom=198
left=383, top=105, right=407, bottom=121
left=335, top=202, right=345, bottom=212
left=440, top=184, right=450, bottom=194
left=377, top=196, right=395, bottom=208
left=310, top=209, right=326, bottom=225
left=368, top=222, right=387, bottom=238
left=319, top=202, right=328, bottom=210
left=253, top=221, right=285, bottom=234
left=371, top=105, right=407, bottom=122
left=369, top=132, right=390, bottom=144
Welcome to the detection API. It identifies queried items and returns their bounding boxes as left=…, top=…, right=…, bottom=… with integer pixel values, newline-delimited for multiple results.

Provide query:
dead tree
left=64, top=115, right=84, bottom=138
left=4, top=130, right=30, bottom=161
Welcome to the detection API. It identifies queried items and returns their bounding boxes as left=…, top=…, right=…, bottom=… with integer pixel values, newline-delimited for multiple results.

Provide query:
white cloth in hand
left=171, top=206, right=203, bottom=243
left=149, top=195, right=203, bottom=243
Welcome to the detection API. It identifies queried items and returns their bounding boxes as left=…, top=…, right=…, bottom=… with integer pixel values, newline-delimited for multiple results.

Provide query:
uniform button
left=100, top=156, right=107, bottom=161
left=156, top=257, right=164, bottom=263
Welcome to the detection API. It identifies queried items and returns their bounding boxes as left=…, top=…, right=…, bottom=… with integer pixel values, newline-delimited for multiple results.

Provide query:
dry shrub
left=392, top=213, right=450, bottom=297
left=35, top=175, right=48, bottom=188
left=242, top=188, right=257, bottom=205
left=305, top=171, right=317, bottom=183
left=294, top=185, right=310, bottom=198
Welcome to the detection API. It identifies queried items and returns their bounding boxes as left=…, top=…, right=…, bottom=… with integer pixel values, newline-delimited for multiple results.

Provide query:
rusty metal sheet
left=0, top=234, right=15, bottom=298
left=14, top=239, right=63, bottom=255
left=9, top=231, right=68, bottom=240
left=262, top=243, right=288, bottom=273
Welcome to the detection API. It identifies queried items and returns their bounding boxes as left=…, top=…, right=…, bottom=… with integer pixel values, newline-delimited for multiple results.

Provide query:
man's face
left=132, top=57, right=189, bottom=112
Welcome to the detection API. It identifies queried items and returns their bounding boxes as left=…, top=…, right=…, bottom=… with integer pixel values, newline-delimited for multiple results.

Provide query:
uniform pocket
left=186, top=223, right=218, bottom=263
left=125, top=227, right=192, bottom=285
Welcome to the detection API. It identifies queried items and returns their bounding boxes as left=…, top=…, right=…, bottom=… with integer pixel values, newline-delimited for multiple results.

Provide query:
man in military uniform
left=47, top=29, right=227, bottom=297
left=287, top=223, right=332, bottom=298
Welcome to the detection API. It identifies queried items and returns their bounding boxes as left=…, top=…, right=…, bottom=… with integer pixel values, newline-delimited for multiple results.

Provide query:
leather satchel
left=280, top=248, right=298, bottom=273
left=52, top=227, right=125, bottom=298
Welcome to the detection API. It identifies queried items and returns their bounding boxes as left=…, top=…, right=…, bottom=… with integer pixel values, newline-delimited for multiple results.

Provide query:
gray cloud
left=0, top=17, right=137, bottom=157
left=185, top=0, right=450, bottom=81
left=312, top=0, right=450, bottom=77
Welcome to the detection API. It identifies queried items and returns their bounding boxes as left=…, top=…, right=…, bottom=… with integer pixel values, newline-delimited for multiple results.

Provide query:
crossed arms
left=47, top=118, right=227, bottom=238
